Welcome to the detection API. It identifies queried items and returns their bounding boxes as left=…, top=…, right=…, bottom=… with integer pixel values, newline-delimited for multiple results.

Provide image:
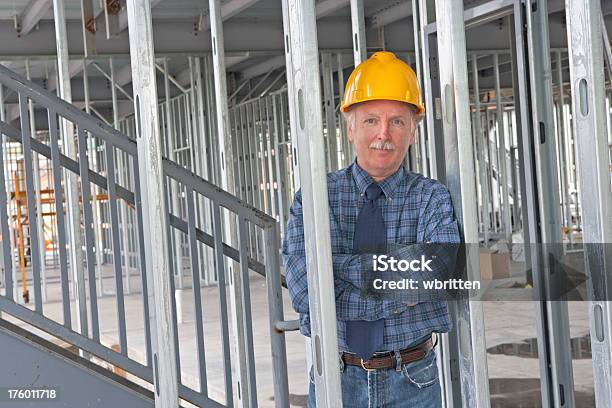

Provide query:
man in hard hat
left=283, top=51, right=460, bottom=407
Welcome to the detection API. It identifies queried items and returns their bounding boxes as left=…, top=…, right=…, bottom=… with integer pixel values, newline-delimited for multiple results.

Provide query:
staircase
left=0, top=63, right=293, bottom=407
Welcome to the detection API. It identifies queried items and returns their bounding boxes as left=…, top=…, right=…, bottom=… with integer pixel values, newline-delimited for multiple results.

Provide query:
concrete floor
left=1, top=262, right=596, bottom=407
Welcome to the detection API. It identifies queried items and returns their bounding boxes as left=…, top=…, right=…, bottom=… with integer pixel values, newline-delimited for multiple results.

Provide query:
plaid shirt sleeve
left=283, top=190, right=408, bottom=322
left=333, top=185, right=460, bottom=283
left=421, top=185, right=461, bottom=244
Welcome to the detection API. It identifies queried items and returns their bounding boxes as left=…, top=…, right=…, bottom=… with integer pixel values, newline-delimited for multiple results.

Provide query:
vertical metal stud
left=25, top=60, right=47, bottom=303
left=18, top=94, right=43, bottom=313
left=493, top=53, right=512, bottom=242
left=471, top=55, right=491, bottom=244
left=434, top=1, right=491, bottom=407
left=52, top=0, right=88, bottom=340
left=75, top=125, right=100, bottom=341
left=282, top=0, right=342, bottom=406
left=125, top=0, right=179, bottom=404
left=525, top=1, right=575, bottom=405
left=281, top=0, right=301, bottom=190
left=208, top=0, right=252, bottom=405
left=0, top=86, right=13, bottom=301
left=211, top=203, right=234, bottom=405
left=566, top=1, right=612, bottom=406
left=412, top=0, right=428, bottom=177
left=350, top=0, right=367, bottom=65
left=321, top=52, right=338, bottom=171
left=185, top=186, right=208, bottom=396
left=80, top=0, right=96, bottom=56
left=47, top=110, right=71, bottom=328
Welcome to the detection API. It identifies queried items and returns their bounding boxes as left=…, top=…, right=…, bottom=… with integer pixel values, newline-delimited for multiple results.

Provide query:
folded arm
left=283, top=190, right=409, bottom=322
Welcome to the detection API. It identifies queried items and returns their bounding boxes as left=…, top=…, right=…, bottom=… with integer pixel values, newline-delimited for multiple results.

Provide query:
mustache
left=369, top=140, right=396, bottom=150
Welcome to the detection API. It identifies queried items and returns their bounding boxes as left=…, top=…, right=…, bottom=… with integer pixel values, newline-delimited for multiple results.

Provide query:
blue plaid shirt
left=283, top=161, right=461, bottom=352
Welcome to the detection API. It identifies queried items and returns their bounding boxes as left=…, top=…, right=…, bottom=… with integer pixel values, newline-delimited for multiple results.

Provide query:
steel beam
left=566, top=1, right=612, bottom=407
left=282, top=0, right=342, bottom=406
left=119, top=0, right=162, bottom=32
left=434, top=0, right=491, bottom=407
left=18, top=0, right=51, bottom=36
left=315, top=0, right=349, bottom=18
left=125, top=0, right=179, bottom=405
left=424, top=0, right=514, bottom=34
left=370, top=1, right=412, bottom=29
left=199, top=0, right=262, bottom=32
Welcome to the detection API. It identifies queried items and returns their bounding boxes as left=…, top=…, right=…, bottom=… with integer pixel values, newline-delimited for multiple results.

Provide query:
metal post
left=281, top=1, right=300, bottom=190
left=554, top=52, right=571, bottom=237
left=350, top=0, right=367, bottom=65
left=471, top=55, right=491, bottom=244
left=109, top=57, right=132, bottom=293
left=52, top=0, right=88, bottom=340
left=162, top=59, right=184, bottom=291
left=412, top=0, right=428, bottom=177
left=0, top=85, right=17, bottom=303
left=336, top=54, right=350, bottom=167
left=566, top=1, right=612, bottom=406
left=25, top=60, right=47, bottom=302
left=524, top=2, right=575, bottom=406
left=484, top=107, right=497, bottom=233
left=434, top=1, right=491, bottom=407
left=419, top=0, right=445, bottom=180
left=193, top=56, right=215, bottom=283
left=82, top=59, right=105, bottom=297
left=125, top=0, right=179, bottom=405
left=80, top=0, right=96, bottom=57
left=493, top=53, right=512, bottom=242
left=271, top=94, right=286, bottom=234
left=282, top=0, right=342, bottom=406
left=208, top=0, right=256, bottom=405
left=264, top=97, right=277, bottom=221
left=510, top=3, right=574, bottom=407
left=0, top=85, right=13, bottom=303
left=321, top=52, right=338, bottom=171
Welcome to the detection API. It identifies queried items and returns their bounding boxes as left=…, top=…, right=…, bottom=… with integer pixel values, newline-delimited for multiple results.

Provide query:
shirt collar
left=350, top=159, right=405, bottom=199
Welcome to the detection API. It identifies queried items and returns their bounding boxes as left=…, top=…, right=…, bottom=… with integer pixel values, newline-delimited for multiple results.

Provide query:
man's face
left=347, top=100, right=417, bottom=181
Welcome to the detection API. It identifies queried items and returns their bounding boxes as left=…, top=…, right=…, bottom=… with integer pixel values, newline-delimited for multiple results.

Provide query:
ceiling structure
left=0, top=0, right=610, bottom=124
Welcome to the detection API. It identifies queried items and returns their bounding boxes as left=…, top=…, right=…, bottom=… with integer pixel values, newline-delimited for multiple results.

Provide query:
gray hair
left=341, top=102, right=423, bottom=133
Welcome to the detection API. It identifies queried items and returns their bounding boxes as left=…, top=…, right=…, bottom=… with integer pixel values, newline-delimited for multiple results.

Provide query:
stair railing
left=0, top=63, right=291, bottom=407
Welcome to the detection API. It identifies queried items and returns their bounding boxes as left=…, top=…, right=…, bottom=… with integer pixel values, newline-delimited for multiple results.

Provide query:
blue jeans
left=307, top=347, right=442, bottom=408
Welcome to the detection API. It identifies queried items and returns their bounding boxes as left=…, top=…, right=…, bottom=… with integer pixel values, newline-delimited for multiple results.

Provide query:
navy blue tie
left=346, top=183, right=386, bottom=360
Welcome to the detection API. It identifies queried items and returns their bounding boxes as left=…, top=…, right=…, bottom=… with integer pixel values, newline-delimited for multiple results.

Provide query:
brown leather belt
left=342, top=335, right=435, bottom=371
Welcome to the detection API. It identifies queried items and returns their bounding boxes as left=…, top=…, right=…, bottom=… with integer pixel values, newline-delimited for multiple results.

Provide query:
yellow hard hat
left=340, top=51, right=425, bottom=115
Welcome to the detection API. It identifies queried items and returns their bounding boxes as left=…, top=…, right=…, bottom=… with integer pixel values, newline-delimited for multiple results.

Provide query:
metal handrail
left=0, top=63, right=291, bottom=407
